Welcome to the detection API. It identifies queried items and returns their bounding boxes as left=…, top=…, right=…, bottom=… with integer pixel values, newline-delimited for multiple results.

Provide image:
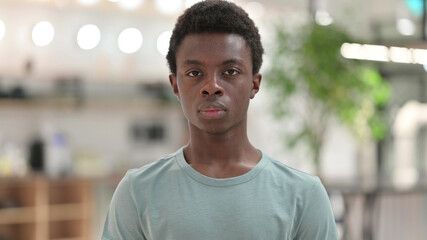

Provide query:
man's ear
left=169, top=74, right=180, bottom=101
left=250, top=73, right=262, bottom=99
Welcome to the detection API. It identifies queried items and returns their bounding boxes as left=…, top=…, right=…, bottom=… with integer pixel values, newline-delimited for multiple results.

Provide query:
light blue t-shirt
left=102, top=148, right=337, bottom=240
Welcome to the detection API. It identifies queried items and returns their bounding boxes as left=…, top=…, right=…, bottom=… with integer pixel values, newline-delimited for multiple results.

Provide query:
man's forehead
left=176, top=33, right=250, bottom=63
left=180, top=32, right=246, bottom=46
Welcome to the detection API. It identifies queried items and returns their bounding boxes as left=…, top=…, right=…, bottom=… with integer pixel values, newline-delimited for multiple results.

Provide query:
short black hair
left=166, top=0, right=264, bottom=75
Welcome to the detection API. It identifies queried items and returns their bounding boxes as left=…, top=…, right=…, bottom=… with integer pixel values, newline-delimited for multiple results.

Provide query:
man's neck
left=183, top=123, right=261, bottom=178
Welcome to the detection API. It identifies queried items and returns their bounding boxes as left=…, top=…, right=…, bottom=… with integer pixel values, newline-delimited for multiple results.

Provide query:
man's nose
left=200, top=74, right=224, bottom=96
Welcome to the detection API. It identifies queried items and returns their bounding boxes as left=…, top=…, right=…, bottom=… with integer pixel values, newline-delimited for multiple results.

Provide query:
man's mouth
left=198, top=104, right=227, bottom=119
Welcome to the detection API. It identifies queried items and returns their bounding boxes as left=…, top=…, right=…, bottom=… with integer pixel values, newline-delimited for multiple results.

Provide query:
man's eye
left=224, top=69, right=238, bottom=76
left=187, top=71, right=202, bottom=77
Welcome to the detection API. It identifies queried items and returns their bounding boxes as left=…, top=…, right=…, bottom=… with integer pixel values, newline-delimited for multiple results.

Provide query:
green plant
left=265, top=22, right=391, bottom=174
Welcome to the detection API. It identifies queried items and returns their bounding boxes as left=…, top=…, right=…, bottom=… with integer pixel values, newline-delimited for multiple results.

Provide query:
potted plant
left=265, top=22, right=391, bottom=177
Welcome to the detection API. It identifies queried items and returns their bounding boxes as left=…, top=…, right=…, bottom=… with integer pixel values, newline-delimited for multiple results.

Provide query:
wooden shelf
left=0, top=176, right=92, bottom=240
left=49, top=220, right=85, bottom=240
left=0, top=223, right=36, bottom=240
left=0, top=97, right=171, bottom=111
left=0, top=207, right=35, bottom=224
left=49, top=204, right=88, bottom=221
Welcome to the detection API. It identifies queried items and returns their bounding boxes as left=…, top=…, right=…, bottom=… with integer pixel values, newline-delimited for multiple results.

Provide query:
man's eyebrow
left=221, top=59, right=243, bottom=65
left=183, top=59, right=203, bottom=65
left=183, top=58, right=244, bottom=66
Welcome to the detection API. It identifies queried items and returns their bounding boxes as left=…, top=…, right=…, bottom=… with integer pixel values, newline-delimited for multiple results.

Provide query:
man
left=102, top=1, right=338, bottom=239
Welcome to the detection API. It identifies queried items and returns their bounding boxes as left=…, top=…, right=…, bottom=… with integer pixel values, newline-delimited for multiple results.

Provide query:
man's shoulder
left=262, top=153, right=319, bottom=190
left=126, top=149, right=181, bottom=184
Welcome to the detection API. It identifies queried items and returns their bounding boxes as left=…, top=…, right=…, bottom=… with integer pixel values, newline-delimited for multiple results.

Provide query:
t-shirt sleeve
left=294, top=177, right=338, bottom=240
left=102, top=172, right=146, bottom=240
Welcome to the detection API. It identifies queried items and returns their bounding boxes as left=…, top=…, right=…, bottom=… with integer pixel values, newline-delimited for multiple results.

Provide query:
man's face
left=169, top=33, right=261, bottom=135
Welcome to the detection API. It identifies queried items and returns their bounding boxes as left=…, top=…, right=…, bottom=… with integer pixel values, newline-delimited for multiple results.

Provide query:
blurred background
left=0, top=0, right=426, bottom=239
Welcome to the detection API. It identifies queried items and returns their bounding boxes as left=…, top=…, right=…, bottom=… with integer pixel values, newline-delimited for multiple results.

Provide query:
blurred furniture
left=339, top=187, right=427, bottom=240
left=0, top=176, right=92, bottom=240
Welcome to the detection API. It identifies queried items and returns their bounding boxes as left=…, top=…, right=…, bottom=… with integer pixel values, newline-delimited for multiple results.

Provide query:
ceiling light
left=32, top=21, right=55, bottom=47
left=77, top=24, right=101, bottom=50
left=157, top=30, right=172, bottom=56
left=340, top=42, right=427, bottom=65
left=155, top=0, right=183, bottom=14
left=118, top=28, right=143, bottom=54
left=0, top=20, right=5, bottom=41
left=363, top=44, right=389, bottom=62
left=396, top=18, right=415, bottom=36
left=76, top=0, right=100, bottom=6
left=340, top=43, right=389, bottom=62
left=413, top=49, right=427, bottom=64
left=340, top=43, right=363, bottom=60
left=118, top=0, right=145, bottom=10
left=389, top=47, right=412, bottom=63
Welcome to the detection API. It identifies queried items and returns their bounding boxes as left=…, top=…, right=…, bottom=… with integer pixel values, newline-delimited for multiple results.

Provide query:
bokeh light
left=315, top=11, right=333, bottom=26
left=396, top=18, right=415, bottom=36
left=76, top=0, right=100, bottom=6
left=155, top=0, right=183, bottom=14
left=0, top=19, right=5, bottom=41
left=118, top=28, right=143, bottom=54
left=157, top=30, right=172, bottom=56
left=118, top=0, right=145, bottom=10
left=32, top=21, right=55, bottom=47
left=77, top=24, right=101, bottom=50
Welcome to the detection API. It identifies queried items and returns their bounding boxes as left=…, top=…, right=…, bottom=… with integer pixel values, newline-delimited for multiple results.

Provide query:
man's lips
left=199, top=108, right=226, bottom=119
left=198, top=103, right=227, bottom=119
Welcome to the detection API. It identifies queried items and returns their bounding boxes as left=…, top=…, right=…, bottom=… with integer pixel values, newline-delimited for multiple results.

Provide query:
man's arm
left=102, top=172, right=146, bottom=240
left=294, top=177, right=338, bottom=240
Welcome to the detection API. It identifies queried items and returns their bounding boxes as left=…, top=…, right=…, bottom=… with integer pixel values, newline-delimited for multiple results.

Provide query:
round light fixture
left=157, top=30, right=172, bottom=56
left=77, top=24, right=101, bottom=50
left=118, top=28, right=143, bottom=54
left=32, top=21, right=55, bottom=47
left=118, top=0, right=145, bottom=10
left=155, top=0, right=183, bottom=14
left=397, top=18, right=415, bottom=36
left=0, top=20, right=5, bottom=41
left=76, top=0, right=100, bottom=6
